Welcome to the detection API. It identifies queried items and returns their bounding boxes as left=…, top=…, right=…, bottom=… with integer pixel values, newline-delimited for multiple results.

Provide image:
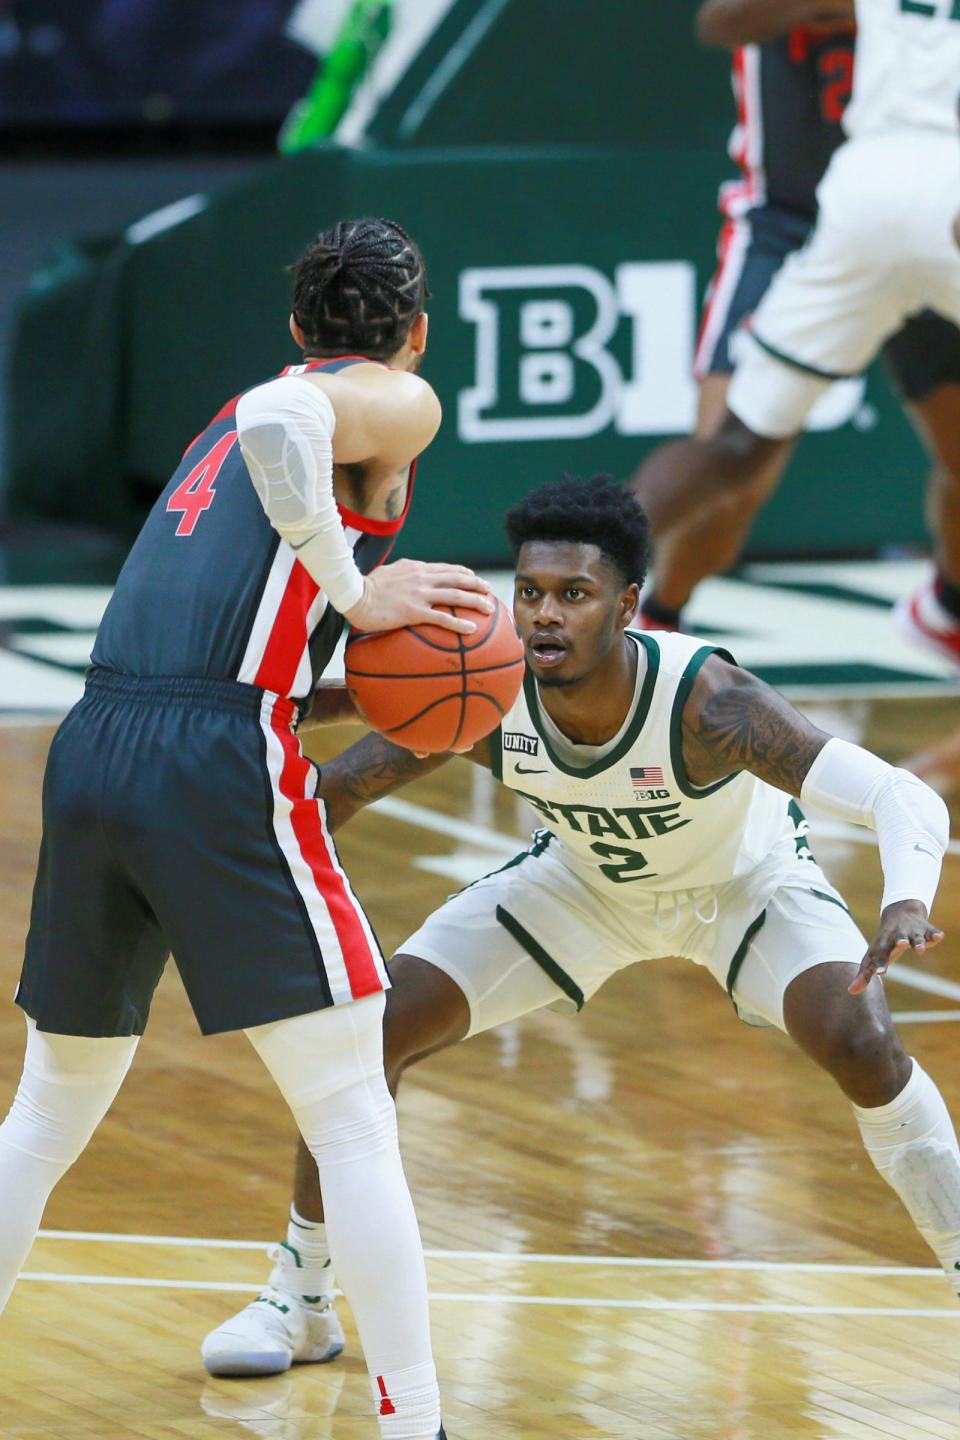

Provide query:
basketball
left=344, top=598, right=525, bottom=753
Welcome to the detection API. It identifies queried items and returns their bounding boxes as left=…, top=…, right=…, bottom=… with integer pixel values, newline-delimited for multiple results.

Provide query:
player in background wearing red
left=635, top=0, right=960, bottom=678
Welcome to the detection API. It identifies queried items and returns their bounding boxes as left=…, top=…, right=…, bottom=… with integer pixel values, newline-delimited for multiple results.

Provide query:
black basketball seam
left=344, top=657, right=524, bottom=682
left=382, top=688, right=510, bottom=737
left=347, top=597, right=522, bottom=750
left=452, top=606, right=469, bottom=749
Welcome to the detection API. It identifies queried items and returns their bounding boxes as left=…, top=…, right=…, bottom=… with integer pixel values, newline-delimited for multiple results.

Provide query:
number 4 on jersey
left=166, top=433, right=237, bottom=537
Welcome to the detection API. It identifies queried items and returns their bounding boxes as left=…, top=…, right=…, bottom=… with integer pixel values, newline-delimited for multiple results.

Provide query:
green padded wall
left=8, top=144, right=929, bottom=563
left=365, top=0, right=732, bottom=149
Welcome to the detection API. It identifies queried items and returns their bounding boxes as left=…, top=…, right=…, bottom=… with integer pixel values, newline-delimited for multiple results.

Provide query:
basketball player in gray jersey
left=203, top=477, right=958, bottom=1380
left=637, top=0, right=960, bottom=672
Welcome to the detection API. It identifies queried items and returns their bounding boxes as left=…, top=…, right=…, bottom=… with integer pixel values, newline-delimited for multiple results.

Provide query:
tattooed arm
left=299, top=681, right=365, bottom=732
left=680, top=655, right=829, bottom=794
left=318, top=732, right=494, bottom=833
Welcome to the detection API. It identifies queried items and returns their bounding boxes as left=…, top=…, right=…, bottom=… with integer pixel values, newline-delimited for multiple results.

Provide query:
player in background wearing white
left=633, top=0, right=960, bottom=672
left=203, top=477, right=956, bottom=1379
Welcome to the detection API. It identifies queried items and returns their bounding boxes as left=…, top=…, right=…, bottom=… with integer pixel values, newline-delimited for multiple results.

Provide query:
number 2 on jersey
left=166, top=432, right=237, bottom=537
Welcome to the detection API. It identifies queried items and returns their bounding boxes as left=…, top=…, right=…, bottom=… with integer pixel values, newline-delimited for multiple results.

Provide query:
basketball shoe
left=201, top=1241, right=344, bottom=1377
left=894, top=578, right=960, bottom=670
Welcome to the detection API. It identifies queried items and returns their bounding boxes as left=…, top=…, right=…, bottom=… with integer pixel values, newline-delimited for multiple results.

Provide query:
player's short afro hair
left=504, top=475, right=651, bottom=588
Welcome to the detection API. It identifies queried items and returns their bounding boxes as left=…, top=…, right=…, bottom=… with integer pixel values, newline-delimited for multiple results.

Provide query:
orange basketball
left=344, top=598, right=525, bottom=753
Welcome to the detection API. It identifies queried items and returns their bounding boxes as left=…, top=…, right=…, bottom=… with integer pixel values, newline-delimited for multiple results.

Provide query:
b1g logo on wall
left=458, top=263, right=698, bottom=442
left=457, top=262, right=870, bottom=442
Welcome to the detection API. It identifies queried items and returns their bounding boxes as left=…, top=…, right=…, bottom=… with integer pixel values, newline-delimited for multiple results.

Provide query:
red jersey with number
left=92, top=357, right=413, bottom=703
left=720, top=27, right=855, bottom=220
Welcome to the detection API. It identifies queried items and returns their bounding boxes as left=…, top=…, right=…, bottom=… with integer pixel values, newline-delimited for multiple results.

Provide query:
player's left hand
left=848, top=899, right=945, bottom=994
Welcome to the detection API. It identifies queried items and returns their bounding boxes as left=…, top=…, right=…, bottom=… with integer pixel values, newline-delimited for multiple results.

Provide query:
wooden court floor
left=0, top=696, right=959, bottom=1440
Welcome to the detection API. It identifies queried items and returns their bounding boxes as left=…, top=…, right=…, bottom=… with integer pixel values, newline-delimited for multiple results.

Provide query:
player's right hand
left=345, top=558, right=494, bottom=635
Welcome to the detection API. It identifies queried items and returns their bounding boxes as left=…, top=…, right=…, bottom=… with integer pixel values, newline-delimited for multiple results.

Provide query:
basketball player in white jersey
left=202, top=476, right=956, bottom=1379
left=633, top=0, right=960, bottom=669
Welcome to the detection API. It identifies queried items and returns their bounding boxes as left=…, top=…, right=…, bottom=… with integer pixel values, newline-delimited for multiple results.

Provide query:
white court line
left=375, top=795, right=521, bottom=853
left=890, top=966, right=960, bottom=1002
left=14, top=1274, right=960, bottom=1317
left=38, top=1230, right=269, bottom=1249
left=33, top=1233, right=943, bottom=1277
left=22, top=1273, right=258, bottom=1292
left=890, top=1009, right=960, bottom=1023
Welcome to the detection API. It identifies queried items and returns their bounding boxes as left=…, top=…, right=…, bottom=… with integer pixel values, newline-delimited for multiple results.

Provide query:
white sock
left=246, top=998, right=441, bottom=1439
left=274, top=1205, right=334, bottom=1308
left=288, top=1205, right=330, bottom=1259
left=372, top=1360, right=441, bottom=1440
left=853, top=1058, right=960, bottom=1292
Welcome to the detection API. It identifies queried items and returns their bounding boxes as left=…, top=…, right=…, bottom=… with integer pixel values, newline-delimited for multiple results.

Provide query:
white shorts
left=399, top=833, right=866, bottom=1036
left=728, top=131, right=960, bottom=438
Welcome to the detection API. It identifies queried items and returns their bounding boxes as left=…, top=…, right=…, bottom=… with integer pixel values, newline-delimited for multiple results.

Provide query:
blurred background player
left=201, top=475, right=954, bottom=1378
left=635, top=0, right=960, bottom=670
left=0, top=217, right=489, bottom=1440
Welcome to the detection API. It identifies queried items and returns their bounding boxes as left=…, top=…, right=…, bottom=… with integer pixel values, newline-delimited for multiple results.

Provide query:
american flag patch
left=630, top=766, right=664, bottom=785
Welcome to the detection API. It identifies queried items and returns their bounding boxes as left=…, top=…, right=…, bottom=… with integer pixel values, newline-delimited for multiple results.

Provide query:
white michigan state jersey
left=844, top=0, right=960, bottom=138
left=490, top=631, right=798, bottom=899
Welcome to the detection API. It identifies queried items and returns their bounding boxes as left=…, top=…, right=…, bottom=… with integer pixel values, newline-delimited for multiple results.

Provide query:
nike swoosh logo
left=914, top=843, right=939, bottom=859
left=514, top=765, right=548, bottom=775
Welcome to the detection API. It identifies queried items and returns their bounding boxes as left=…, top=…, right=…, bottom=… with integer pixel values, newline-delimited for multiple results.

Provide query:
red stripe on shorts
left=270, top=707, right=382, bottom=999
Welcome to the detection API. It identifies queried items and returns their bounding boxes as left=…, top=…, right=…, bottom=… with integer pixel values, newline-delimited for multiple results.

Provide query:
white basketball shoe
left=201, top=1241, right=345, bottom=1377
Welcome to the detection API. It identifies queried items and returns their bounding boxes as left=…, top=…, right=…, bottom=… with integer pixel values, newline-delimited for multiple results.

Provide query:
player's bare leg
left=783, top=961, right=960, bottom=1293
left=909, top=383, right=960, bottom=591
left=896, top=381, right=960, bottom=673
left=636, top=376, right=794, bottom=625
left=202, top=958, right=469, bottom=1378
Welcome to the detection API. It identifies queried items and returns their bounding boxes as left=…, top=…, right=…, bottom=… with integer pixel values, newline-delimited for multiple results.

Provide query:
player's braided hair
left=290, top=218, right=429, bottom=360
left=505, top=475, right=651, bottom=588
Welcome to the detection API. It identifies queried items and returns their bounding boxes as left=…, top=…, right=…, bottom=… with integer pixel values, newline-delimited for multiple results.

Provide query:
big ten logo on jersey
left=457, top=263, right=698, bottom=442
left=630, top=764, right=670, bottom=801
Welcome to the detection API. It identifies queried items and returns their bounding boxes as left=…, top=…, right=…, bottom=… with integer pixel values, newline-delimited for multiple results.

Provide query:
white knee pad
left=1, top=1019, right=138, bottom=1168
left=246, top=995, right=398, bottom=1168
left=888, top=1140, right=960, bottom=1234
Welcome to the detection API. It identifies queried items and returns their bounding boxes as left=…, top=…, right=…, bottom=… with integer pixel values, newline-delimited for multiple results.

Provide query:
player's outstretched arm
left=681, top=656, right=949, bottom=993
left=317, top=732, right=494, bottom=832
left=697, top=0, right=854, bottom=47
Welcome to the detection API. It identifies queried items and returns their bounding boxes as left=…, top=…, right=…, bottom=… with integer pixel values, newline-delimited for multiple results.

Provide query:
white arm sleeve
left=800, top=737, right=950, bottom=913
left=235, top=375, right=365, bottom=615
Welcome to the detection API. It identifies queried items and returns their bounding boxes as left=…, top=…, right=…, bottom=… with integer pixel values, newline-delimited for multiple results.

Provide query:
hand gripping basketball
left=345, top=559, right=494, bottom=636
left=344, top=597, right=525, bottom=754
